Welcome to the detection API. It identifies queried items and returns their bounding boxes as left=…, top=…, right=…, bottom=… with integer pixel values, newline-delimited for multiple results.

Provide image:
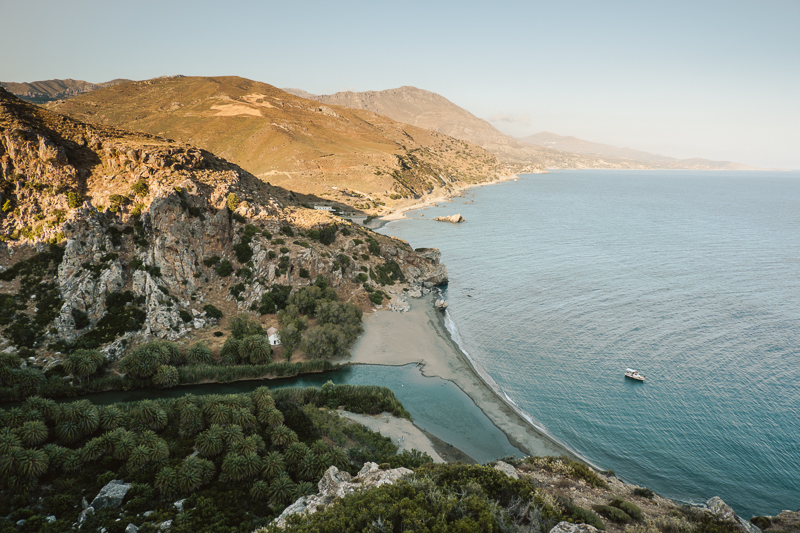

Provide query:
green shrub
left=203, top=304, right=223, bottom=319
left=226, top=193, right=241, bottom=211
left=66, top=191, right=82, bottom=209
left=216, top=259, right=233, bottom=277
left=572, top=506, right=606, bottom=530
left=593, top=504, right=632, bottom=524
left=130, top=179, right=148, bottom=197
left=610, top=499, right=642, bottom=520
left=186, top=343, right=213, bottom=365
left=632, top=487, right=655, bottom=499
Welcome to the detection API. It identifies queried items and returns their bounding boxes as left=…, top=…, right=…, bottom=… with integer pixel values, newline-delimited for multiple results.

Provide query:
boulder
left=434, top=299, right=448, bottom=311
left=494, top=460, right=519, bottom=479
left=434, top=214, right=465, bottom=223
left=706, top=497, right=762, bottom=533
left=272, top=463, right=412, bottom=528
left=90, top=479, right=132, bottom=511
left=550, top=522, right=601, bottom=533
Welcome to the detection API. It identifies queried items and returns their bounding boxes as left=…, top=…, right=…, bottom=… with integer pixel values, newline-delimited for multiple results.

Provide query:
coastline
left=349, top=292, right=580, bottom=463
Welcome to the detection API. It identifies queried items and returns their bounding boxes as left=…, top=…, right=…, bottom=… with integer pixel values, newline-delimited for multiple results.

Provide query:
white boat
left=625, top=368, right=645, bottom=381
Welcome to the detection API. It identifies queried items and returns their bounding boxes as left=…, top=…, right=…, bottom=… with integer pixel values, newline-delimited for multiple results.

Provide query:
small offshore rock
left=434, top=299, right=448, bottom=311
left=434, top=214, right=465, bottom=223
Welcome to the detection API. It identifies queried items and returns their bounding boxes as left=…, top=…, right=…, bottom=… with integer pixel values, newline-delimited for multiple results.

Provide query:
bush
left=593, top=504, right=632, bottom=524
left=203, top=304, right=223, bottom=319
left=130, top=180, right=148, bottom=197
left=632, top=487, right=655, bottom=499
left=216, top=259, right=233, bottom=277
left=186, top=343, right=213, bottom=365
left=610, top=499, right=642, bottom=520
left=572, top=506, right=606, bottom=530
left=226, top=193, right=240, bottom=211
left=66, top=191, right=82, bottom=209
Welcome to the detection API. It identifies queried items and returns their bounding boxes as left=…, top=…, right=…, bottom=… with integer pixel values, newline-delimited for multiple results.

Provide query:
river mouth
left=68, top=362, right=524, bottom=464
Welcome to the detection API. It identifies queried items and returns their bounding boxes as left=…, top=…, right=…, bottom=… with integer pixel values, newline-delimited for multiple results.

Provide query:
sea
left=378, top=170, right=800, bottom=519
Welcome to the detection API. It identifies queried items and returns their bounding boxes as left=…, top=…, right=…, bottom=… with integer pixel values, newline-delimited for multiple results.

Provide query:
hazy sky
left=2, top=0, right=798, bottom=169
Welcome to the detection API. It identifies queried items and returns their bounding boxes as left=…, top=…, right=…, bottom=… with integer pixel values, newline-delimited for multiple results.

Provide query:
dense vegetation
left=0, top=384, right=426, bottom=533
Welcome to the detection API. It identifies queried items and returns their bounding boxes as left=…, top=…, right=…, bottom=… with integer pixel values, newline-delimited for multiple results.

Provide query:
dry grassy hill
left=288, top=86, right=755, bottom=171
left=47, top=77, right=511, bottom=215
left=0, top=78, right=131, bottom=104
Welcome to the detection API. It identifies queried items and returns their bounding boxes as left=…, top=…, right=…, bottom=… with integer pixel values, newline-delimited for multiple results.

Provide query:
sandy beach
left=349, top=292, right=578, bottom=462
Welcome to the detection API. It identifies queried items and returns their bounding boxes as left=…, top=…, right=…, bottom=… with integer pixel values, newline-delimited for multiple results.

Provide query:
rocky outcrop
left=434, top=298, right=448, bottom=311
left=271, top=463, right=412, bottom=528
left=77, top=479, right=131, bottom=527
left=434, top=213, right=465, bottom=223
left=550, top=522, right=601, bottom=533
left=706, top=497, right=762, bottom=533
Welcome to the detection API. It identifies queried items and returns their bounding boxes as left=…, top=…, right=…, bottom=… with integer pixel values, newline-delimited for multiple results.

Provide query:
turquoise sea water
left=380, top=170, right=800, bottom=518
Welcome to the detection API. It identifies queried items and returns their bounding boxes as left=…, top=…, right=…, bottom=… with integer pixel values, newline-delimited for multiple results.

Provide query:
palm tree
left=24, top=396, right=57, bottom=422
left=151, top=439, right=170, bottom=462
left=252, top=387, right=275, bottom=412
left=207, top=404, right=233, bottom=426
left=5, top=407, right=25, bottom=428
left=310, top=439, right=330, bottom=456
left=79, top=437, right=107, bottom=463
left=293, top=481, right=316, bottom=499
left=176, top=458, right=203, bottom=494
left=186, top=343, right=213, bottom=365
left=233, top=435, right=265, bottom=456
left=152, top=365, right=179, bottom=389
left=195, top=426, right=225, bottom=457
left=154, top=466, right=177, bottom=498
left=298, top=452, right=317, bottom=481
left=219, top=338, right=242, bottom=365
left=250, top=479, right=270, bottom=501
left=42, top=444, right=69, bottom=469
left=178, top=404, right=205, bottom=438
left=270, top=425, right=297, bottom=448
left=0, top=427, right=22, bottom=454
left=137, top=430, right=160, bottom=450
left=62, top=450, right=82, bottom=473
left=314, top=452, right=334, bottom=477
left=55, top=421, right=81, bottom=444
left=0, top=448, right=17, bottom=479
left=126, top=445, right=151, bottom=470
left=329, top=447, right=350, bottom=470
left=131, top=400, right=160, bottom=428
left=112, top=430, right=137, bottom=461
left=74, top=400, right=100, bottom=436
left=269, top=472, right=296, bottom=505
left=8, top=474, right=37, bottom=494
left=260, top=451, right=285, bottom=480
left=222, top=424, right=245, bottom=447
left=14, top=448, right=49, bottom=479
left=220, top=452, right=248, bottom=483
left=243, top=335, right=272, bottom=365
left=99, top=405, right=125, bottom=430
left=231, top=408, right=257, bottom=431
left=284, top=442, right=309, bottom=465
left=259, top=407, right=284, bottom=428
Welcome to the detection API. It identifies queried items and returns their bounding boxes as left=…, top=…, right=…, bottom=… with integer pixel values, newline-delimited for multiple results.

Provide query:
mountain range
left=0, top=78, right=131, bottom=104
left=41, top=76, right=509, bottom=216
left=285, top=86, right=754, bottom=171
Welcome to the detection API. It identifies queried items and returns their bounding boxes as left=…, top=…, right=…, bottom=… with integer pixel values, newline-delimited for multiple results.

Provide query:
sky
left=2, top=0, right=798, bottom=169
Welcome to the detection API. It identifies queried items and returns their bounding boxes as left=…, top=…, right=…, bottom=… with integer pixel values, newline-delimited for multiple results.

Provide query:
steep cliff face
left=0, top=88, right=446, bottom=359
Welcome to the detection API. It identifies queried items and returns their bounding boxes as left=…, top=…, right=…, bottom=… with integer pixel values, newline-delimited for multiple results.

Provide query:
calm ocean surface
left=380, top=170, right=800, bottom=518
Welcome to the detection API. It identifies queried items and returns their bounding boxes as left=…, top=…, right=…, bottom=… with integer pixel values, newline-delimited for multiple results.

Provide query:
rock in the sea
left=434, top=214, right=465, bottom=223
left=550, top=521, right=601, bottom=533
left=434, top=298, right=448, bottom=311
left=706, top=497, right=762, bottom=533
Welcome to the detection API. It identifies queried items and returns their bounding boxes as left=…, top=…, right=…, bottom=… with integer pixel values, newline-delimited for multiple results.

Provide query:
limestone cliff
left=0, top=88, right=446, bottom=361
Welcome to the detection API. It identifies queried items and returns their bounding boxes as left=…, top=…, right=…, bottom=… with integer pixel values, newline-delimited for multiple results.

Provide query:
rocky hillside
left=0, top=87, right=447, bottom=362
left=520, top=132, right=756, bottom=170
left=45, top=76, right=511, bottom=216
left=286, top=86, right=754, bottom=172
left=0, top=78, right=131, bottom=104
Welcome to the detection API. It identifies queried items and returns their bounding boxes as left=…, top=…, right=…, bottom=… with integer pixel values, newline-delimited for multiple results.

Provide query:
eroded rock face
left=271, top=463, right=412, bottom=529
left=706, top=497, right=762, bottom=533
left=550, top=521, right=601, bottom=533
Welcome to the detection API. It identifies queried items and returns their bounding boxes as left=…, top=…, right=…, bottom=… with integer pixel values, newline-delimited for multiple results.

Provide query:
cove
left=71, top=363, right=523, bottom=464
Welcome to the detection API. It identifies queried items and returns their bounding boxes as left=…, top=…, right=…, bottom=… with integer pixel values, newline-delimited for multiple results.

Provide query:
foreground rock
left=77, top=479, right=131, bottom=527
left=433, top=213, right=465, bottom=223
left=270, top=462, right=412, bottom=529
left=706, top=497, right=762, bottom=533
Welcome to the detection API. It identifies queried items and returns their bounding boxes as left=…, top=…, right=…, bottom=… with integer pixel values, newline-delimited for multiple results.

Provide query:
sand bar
left=337, top=411, right=445, bottom=463
left=349, top=293, right=578, bottom=461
